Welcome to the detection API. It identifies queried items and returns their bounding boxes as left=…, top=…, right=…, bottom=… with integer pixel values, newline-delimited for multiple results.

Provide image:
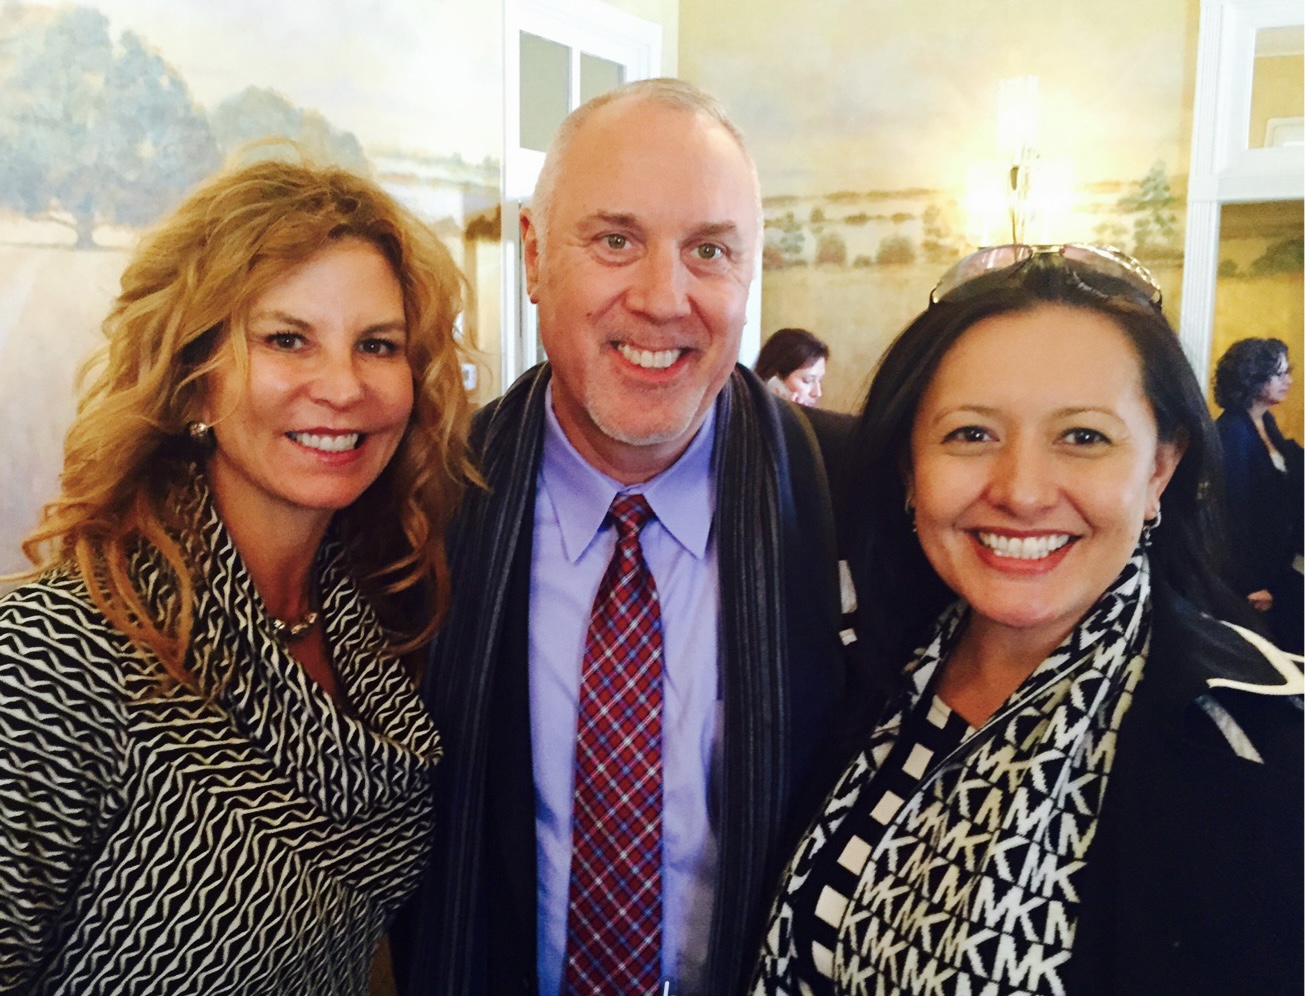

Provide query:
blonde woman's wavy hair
left=22, top=158, right=476, bottom=684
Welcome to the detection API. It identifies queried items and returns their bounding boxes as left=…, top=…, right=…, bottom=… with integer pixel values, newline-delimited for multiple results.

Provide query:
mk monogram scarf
left=754, top=548, right=1153, bottom=996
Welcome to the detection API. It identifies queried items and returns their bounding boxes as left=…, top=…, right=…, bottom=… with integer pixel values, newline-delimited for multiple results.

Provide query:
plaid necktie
left=562, top=494, right=664, bottom=995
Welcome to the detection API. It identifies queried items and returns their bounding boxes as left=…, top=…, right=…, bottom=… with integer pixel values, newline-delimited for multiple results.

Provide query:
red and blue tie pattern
left=562, top=494, right=664, bottom=996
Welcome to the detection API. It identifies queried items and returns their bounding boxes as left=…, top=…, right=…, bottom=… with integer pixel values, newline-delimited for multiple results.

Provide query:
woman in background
left=1213, top=337, right=1303, bottom=652
left=0, top=159, right=473, bottom=994
left=753, top=245, right=1302, bottom=996
left=755, top=326, right=830, bottom=407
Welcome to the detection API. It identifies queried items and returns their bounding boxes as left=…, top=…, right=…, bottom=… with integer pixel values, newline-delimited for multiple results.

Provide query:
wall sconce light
left=998, top=75, right=1039, bottom=243
left=964, top=76, right=1074, bottom=247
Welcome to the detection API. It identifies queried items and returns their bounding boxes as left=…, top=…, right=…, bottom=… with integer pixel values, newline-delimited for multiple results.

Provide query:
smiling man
left=524, top=89, right=757, bottom=484
left=394, top=79, right=848, bottom=996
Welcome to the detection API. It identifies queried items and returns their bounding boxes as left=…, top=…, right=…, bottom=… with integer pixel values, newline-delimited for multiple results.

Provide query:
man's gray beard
left=584, top=382, right=707, bottom=449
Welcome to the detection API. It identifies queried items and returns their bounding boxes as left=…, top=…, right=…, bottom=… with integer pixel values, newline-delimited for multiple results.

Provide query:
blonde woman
left=0, top=160, right=473, bottom=994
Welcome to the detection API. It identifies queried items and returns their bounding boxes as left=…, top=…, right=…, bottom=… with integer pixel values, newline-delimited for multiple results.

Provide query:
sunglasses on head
left=930, top=243, right=1163, bottom=309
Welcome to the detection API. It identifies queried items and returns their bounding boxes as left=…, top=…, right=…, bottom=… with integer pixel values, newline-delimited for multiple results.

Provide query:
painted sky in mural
left=689, top=0, right=1190, bottom=198
left=88, top=0, right=502, bottom=162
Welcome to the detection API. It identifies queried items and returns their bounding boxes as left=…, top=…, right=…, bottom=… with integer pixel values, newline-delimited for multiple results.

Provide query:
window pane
left=520, top=32, right=570, bottom=153
left=1249, top=26, right=1304, bottom=149
left=580, top=53, right=625, bottom=106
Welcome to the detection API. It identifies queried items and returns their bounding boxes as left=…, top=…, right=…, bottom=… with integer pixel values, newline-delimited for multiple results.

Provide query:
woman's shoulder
left=1215, top=406, right=1254, bottom=439
left=1154, top=591, right=1300, bottom=687
left=4, top=567, right=103, bottom=624
left=1150, top=593, right=1303, bottom=767
left=2, top=567, right=93, bottom=624
left=0, top=569, right=139, bottom=694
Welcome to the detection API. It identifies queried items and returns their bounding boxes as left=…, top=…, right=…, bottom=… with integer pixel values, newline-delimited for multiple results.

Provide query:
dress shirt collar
left=539, top=382, right=716, bottom=564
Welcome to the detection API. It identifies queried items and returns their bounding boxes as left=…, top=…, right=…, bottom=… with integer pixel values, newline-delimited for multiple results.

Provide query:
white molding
left=501, top=0, right=663, bottom=391
left=1180, top=0, right=1304, bottom=389
left=1178, top=199, right=1222, bottom=378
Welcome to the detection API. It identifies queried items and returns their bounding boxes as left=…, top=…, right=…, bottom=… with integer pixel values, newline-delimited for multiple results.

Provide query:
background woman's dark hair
left=1213, top=337, right=1289, bottom=411
left=754, top=327, right=830, bottom=381
left=845, top=258, right=1240, bottom=690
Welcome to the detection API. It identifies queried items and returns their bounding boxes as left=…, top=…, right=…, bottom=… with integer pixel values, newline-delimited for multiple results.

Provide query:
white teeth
left=617, top=343, right=681, bottom=370
left=977, top=532, right=1072, bottom=560
left=290, top=432, right=360, bottom=452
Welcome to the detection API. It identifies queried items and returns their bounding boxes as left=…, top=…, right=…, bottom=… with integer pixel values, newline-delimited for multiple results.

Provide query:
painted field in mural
left=0, top=0, right=501, bottom=578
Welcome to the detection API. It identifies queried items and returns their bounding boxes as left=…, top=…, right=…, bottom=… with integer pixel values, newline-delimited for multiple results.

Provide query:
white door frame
left=1179, top=0, right=1304, bottom=387
left=501, top=0, right=662, bottom=389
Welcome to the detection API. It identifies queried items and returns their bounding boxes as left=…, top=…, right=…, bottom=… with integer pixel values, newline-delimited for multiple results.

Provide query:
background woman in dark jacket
left=1213, top=337, right=1303, bottom=652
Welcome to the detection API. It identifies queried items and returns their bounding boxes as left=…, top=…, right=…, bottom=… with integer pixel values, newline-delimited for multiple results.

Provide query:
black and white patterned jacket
left=0, top=482, right=442, bottom=995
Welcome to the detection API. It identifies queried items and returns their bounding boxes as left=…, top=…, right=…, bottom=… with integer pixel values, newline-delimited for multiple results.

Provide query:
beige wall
left=679, top=0, right=1214, bottom=414
left=1249, top=53, right=1304, bottom=147
left=605, top=0, right=678, bottom=73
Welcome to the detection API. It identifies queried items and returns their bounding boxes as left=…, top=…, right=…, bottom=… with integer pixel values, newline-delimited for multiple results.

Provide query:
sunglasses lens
left=1059, top=245, right=1161, bottom=303
left=930, top=243, right=1162, bottom=307
left=931, top=245, right=1031, bottom=302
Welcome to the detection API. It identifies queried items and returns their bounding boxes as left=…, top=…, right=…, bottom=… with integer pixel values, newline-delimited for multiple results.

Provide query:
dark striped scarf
left=406, top=362, right=837, bottom=995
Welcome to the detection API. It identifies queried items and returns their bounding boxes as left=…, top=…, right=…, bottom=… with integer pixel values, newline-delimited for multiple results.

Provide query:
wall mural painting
left=680, top=1, right=1303, bottom=414
left=0, top=0, right=503, bottom=579
left=753, top=159, right=1220, bottom=409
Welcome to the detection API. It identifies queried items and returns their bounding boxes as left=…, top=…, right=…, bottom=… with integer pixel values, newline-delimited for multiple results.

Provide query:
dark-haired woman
left=755, top=327, right=830, bottom=406
left=752, top=245, right=1303, bottom=996
left=1213, top=337, right=1303, bottom=653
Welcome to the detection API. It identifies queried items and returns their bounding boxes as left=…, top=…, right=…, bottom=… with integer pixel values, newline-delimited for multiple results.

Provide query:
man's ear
left=521, top=208, right=541, bottom=304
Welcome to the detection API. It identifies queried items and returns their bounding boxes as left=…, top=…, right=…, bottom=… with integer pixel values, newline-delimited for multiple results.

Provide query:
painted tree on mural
left=210, top=87, right=370, bottom=173
left=763, top=211, right=807, bottom=269
left=1250, top=236, right=1305, bottom=276
left=876, top=234, right=915, bottom=266
left=0, top=5, right=222, bottom=248
left=1119, top=161, right=1182, bottom=260
left=919, top=203, right=960, bottom=265
left=816, top=231, right=847, bottom=266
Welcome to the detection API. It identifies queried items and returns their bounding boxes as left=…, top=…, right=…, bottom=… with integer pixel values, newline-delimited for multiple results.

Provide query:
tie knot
left=609, top=493, right=655, bottom=541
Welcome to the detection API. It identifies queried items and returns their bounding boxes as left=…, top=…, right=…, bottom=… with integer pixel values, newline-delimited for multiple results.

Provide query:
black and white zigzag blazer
left=0, top=485, right=442, bottom=995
